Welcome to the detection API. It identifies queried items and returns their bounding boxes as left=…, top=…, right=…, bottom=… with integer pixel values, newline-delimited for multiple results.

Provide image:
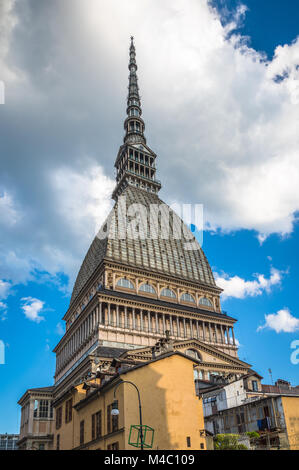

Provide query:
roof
left=18, top=386, right=54, bottom=405
left=70, top=185, right=216, bottom=306
left=93, top=346, right=129, bottom=358
left=26, top=386, right=54, bottom=393
left=74, top=351, right=201, bottom=410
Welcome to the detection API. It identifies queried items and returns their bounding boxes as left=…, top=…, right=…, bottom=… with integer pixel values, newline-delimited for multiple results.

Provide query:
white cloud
left=0, top=301, right=8, bottom=321
left=0, top=191, right=21, bottom=227
left=216, top=267, right=283, bottom=299
left=0, top=0, right=299, bottom=297
left=257, top=308, right=299, bottom=333
left=56, top=322, right=64, bottom=336
left=0, top=280, right=11, bottom=299
left=21, top=297, right=45, bottom=323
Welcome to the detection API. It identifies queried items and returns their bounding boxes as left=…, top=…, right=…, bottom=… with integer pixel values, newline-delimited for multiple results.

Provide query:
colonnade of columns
left=56, top=301, right=236, bottom=375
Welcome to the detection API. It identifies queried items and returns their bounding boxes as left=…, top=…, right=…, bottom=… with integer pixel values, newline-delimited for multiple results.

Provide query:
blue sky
left=0, top=0, right=299, bottom=433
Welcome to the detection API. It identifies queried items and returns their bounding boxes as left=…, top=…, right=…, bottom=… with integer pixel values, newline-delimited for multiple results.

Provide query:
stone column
left=202, top=321, right=206, bottom=340
left=124, top=306, right=128, bottom=329
left=190, top=318, right=194, bottom=338
left=214, top=324, right=218, bottom=343
left=196, top=321, right=199, bottom=339
left=162, top=314, right=166, bottom=334
left=148, top=311, right=151, bottom=332
left=177, top=316, right=180, bottom=337
left=169, top=314, right=173, bottom=335
left=231, top=327, right=236, bottom=346
left=183, top=318, right=186, bottom=338
left=133, top=308, right=136, bottom=330
left=226, top=326, right=230, bottom=345
left=220, top=325, right=225, bottom=343
left=108, top=303, right=111, bottom=325
left=155, top=312, right=159, bottom=333
left=116, top=305, right=120, bottom=327
left=99, top=302, right=102, bottom=324
left=140, top=310, right=143, bottom=331
left=208, top=322, right=212, bottom=342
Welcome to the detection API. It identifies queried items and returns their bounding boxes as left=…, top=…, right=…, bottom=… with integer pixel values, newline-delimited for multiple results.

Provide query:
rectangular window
left=39, top=400, right=49, bottom=418
left=186, top=436, right=191, bottom=448
left=80, top=420, right=85, bottom=445
left=107, top=442, right=119, bottom=450
left=56, top=406, right=62, bottom=430
left=96, top=411, right=102, bottom=438
left=107, top=405, right=111, bottom=434
left=92, top=411, right=102, bottom=440
left=33, top=400, right=38, bottom=418
left=56, top=434, right=60, bottom=450
left=65, top=398, right=73, bottom=423
left=252, top=380, right=258, bottom=391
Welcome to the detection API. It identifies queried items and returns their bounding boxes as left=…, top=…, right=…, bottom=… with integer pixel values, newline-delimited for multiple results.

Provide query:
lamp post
left=111, top=380, right=144, bottom=450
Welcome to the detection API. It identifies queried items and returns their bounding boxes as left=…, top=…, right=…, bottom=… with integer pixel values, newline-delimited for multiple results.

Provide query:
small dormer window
left=181, top=293, right=195, bottom=303
left=116, top=278, right=134, bottom=289
left=139, top=283, right=156, bottom=294
left=161, top=288, right=176, bottom=299
left=199, top=297, right=213, bottom=307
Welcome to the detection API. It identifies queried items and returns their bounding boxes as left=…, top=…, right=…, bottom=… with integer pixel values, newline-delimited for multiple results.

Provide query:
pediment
left=173, top=339, right=251, bottom=368
left=121, top=339, right=251, bottom=370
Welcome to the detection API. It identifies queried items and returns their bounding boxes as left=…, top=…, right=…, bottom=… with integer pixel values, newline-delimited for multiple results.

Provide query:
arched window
left=185, top=349, right=202, bottom=362
left=160, top=288, right=176, bottom=299
left=116, top=278, right=134, bottom=290
left=194, top=369, right=204, bottom=380
left=181, top=293, right=195, bottom=303
left=199, top=297, right=213, bottom=307
left=139, top=283, right=156, bottom=295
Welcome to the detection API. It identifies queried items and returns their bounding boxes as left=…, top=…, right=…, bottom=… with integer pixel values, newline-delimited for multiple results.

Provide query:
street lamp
left=111, top=380, right=144, bottom=450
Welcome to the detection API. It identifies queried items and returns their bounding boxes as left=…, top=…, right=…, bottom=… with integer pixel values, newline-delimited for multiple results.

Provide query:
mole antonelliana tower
left=52, top=37, right=249, bottom=395
left=19, top=42, right=251, bottom=436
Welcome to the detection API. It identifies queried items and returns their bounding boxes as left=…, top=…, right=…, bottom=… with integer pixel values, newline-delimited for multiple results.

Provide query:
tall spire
left=124, top=36, right=146, bottom=145
left=112, top=38, right=161, bottom=200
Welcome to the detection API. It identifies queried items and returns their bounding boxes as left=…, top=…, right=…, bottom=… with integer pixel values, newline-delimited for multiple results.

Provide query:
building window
left=56, top=406, right=62, bottom=430
left=56, top=434, right=60, bottom=451
left=65, top=398, right=73, bottom=423
left=181, top=293, right=195, bottom=303
left=139, top=283, right=156, bottom=294
left=92, top=411, right=102, bottom=440
left=39, top=400, right=49, bottom=418
left=80, top=420, right=85, bottom=445
left=50, top=402, right=53, bottom=418
left=186, top=436, right=191, bottom=448
left=200, top=443, right=205, bottom=450
left=33, top=400, right=38, bottom=417
left=161, top=288, right=176, bottom=299
left=107, top=442, right=119, bottom=450
left=107, top=404, right=118, bottom=434
left=252, top=380, right=258, bottom=391
left=116, top=278, right=134, bottom=289
left=199, top=297, right=213, bottom=307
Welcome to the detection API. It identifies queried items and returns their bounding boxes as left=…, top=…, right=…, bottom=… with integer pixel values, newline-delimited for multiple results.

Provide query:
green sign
left=128, top=425, right=154, bottom=449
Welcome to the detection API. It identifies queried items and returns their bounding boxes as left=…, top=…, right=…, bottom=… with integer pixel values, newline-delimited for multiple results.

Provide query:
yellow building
left=281, top=396, right=299, bottom=450
left=52, top=351, right=206, bottom=450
